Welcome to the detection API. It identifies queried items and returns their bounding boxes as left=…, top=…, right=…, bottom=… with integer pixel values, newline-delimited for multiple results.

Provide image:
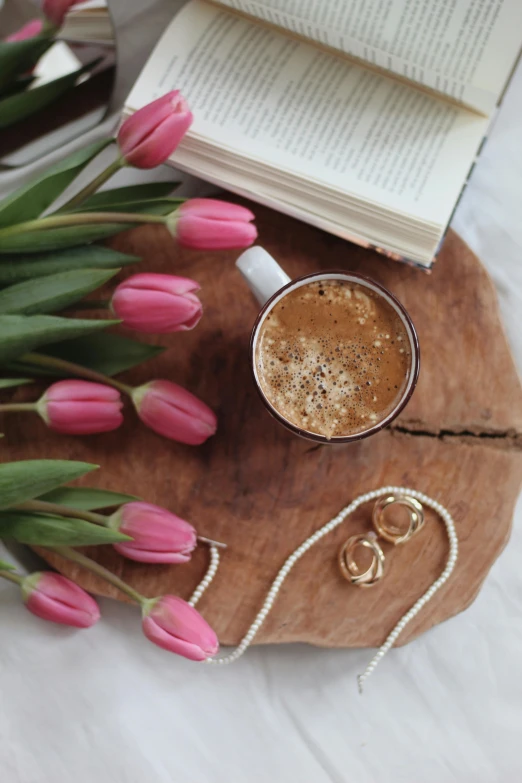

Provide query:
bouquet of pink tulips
left=0, top=87, right=257, bottom=656
left=0, top=89, right=257, bottom=444
left=0, top=458, right=221, bottom=661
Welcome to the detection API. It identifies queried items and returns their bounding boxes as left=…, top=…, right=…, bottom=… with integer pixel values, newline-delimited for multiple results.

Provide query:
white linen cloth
left=0, top=2, right=521, bottom=780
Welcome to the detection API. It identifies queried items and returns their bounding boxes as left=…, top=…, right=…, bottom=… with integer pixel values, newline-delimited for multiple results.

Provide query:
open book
left=124, top=0, right=522, bottom=268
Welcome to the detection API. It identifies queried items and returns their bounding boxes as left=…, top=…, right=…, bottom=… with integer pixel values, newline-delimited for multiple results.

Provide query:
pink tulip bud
left=117, top=91, right=193, bottom=169
left=21, top=572, right=100, bottom=628
left=111, top=273, right=202, bottom=334
left=37, top=380, right=123, bottom=435
left=109, top=501, right=197, bottom=564
left=172, top=199, right=257, bottom=250
left=142, top=595, right=218, bottom=660
left=43, top=0, right=82, bottom=27
left=5, top=19, right=44, bottom=42
left=132, top=380, right=217, bottom=445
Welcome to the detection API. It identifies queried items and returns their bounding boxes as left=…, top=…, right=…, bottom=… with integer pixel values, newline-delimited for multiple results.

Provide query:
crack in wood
left=391, top=423, right=522, bottom=450
left=303, top=425, right=522, bottom=452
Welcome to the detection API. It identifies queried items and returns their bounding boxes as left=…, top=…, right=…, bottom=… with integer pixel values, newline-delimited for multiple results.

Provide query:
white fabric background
left=1, top=3, right=521, bottom=781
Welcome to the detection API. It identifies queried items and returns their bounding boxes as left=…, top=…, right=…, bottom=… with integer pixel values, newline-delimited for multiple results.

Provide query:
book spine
left=435, top=121, right=494, bottom=264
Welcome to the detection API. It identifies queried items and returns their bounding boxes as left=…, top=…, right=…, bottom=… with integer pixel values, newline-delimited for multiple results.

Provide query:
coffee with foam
left=255, top=279, right=412, bottom=439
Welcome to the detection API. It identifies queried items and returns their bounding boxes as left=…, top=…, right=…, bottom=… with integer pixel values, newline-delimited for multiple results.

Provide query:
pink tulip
left=38, top=380, right=123, bottom=435
left=111, top=273, right=202, bottom=334
left=142, top=595, right=218, bottom=661
left=21, top=572, right=100, bottom=628
left=118, top=91, right=193, bottom=169
left=173, top=199, right=257, bottom=250
left=43, top=0, right=83, bottom=27
left=5, top=19, right=43, bottom=42
left=132, top=380, right=217, bottom=445
left=110, top=501, right=197, bottom=564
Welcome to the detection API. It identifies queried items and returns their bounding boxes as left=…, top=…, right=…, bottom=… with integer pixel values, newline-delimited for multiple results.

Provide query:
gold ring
left=372, top=494, right=425, bottom=545
left=339, top=533, right=385, bottom=587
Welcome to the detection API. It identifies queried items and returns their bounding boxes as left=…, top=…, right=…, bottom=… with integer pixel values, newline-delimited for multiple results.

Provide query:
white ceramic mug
left=236, top=246, right=420, bottom=443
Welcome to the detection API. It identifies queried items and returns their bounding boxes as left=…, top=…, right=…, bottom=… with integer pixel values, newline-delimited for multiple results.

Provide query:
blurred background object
left=0, top=0, right=115, bottom=167
left=60, top=0, right=114, bottom=44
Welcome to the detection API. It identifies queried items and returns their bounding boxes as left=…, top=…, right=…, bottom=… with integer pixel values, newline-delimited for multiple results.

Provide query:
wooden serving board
left=6, top=203, right=522, bottom=648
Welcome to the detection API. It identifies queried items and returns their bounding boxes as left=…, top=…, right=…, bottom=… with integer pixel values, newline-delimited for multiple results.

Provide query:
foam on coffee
left=255, top=279, right=412, bottom=439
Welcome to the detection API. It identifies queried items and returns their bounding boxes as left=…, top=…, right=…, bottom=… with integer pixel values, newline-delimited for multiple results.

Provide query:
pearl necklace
left=190, top=487, right=458, bottom=690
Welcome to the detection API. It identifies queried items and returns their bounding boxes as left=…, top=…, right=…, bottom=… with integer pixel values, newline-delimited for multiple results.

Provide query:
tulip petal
left=152, top=596, right=218, bottom=652
left=24, top=573, right=100, bottom=628
left=123, top=109, right=193, bottom=169
left=146, top=381, right=216, bottom=426
left=46, top=400, right=123, bottom=434
left=32, top=572, right=87, bottom=603
left=114, top=544, right=193, bottom=564
left=135, top=380, right=217, bottom=445
left=40, top=380, right=123, bottom=435
left=117, top=92, right=179, bottom=156
left=113, top=501, right=197, bottom=563
left=5, top=19, right=44, bottom=42
left=142, top=616, right=211, bottom=660
left=141, top=397, right=215, bottom=444
left=26, top=591, right=99, bottom=627
left=111, top=289, right=202, bottom=333
left=44, top=379, right=121, bottom=402
left=176, top=215, right=257, bottom=250
left=178, top=306, right=202, bottom=331
left=117, top=273, right=200, bottom=295
left=142, top=595, right=219, bottom=660
left=118, top=502, right=196, bottom=543
left=179, top=199, right=255, bottom=222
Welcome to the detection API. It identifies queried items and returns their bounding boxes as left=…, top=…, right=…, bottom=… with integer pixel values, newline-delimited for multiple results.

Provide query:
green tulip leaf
left=37, top=486, right=138, bottom=511
left=0, top=459, right=97, bottom=510
left=10, top=332, right=163, bottom=377
left=128, top=200, right=180, bottom=217
left=0, top=74, right=36, bottom=98
left=0, top=314, right=118, bottom=363
left=15, top=332, right=164, bottom=377
left=0, top=558, right=15, bottom=571
left=0, top=246, right=139, bottom=285
left=0, top=377, right=33, bottom=389
left=0, top=35, right=53, bottom=89
left=0, top=138, right=111, bottom=230
left=68, top=198, right=182, bottom=217
left=44, top=332, right=164, bottom=376
left=0, top=268, right=119, bottom=315
left=0, top=60, right=102, bottom=131
left=0, top=511, right=131, bottom=546
left=0, top=223, right=138, bottom=254
left=59, top=181, right=181, bottom=212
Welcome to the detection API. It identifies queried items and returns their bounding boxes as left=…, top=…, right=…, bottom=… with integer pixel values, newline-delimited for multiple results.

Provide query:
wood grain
left=5, top=202, right=522, bottom=648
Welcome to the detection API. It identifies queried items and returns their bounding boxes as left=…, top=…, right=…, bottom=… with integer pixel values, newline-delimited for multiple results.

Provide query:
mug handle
left=236, top=246, right=291, bottom=306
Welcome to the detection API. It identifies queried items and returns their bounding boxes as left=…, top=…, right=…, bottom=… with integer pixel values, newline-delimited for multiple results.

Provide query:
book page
left=217, top=0, right=522, bottom=114
left=125, top=0, right=488, bottom=226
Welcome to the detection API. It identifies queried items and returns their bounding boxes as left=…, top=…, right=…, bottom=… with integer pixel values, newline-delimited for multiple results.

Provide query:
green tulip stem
left=0, top=402, right=37, bottom=413
left=0, top=211, right=167, bottom=241
left=21, top=352, right=134, bottom=396
left=58, top=156, right=125, bottom=212
left=15, top=499, right=107, bottom=527
left=52, top=546, right=146, bottom=606
left=0, top=569, right=23, bottom=586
